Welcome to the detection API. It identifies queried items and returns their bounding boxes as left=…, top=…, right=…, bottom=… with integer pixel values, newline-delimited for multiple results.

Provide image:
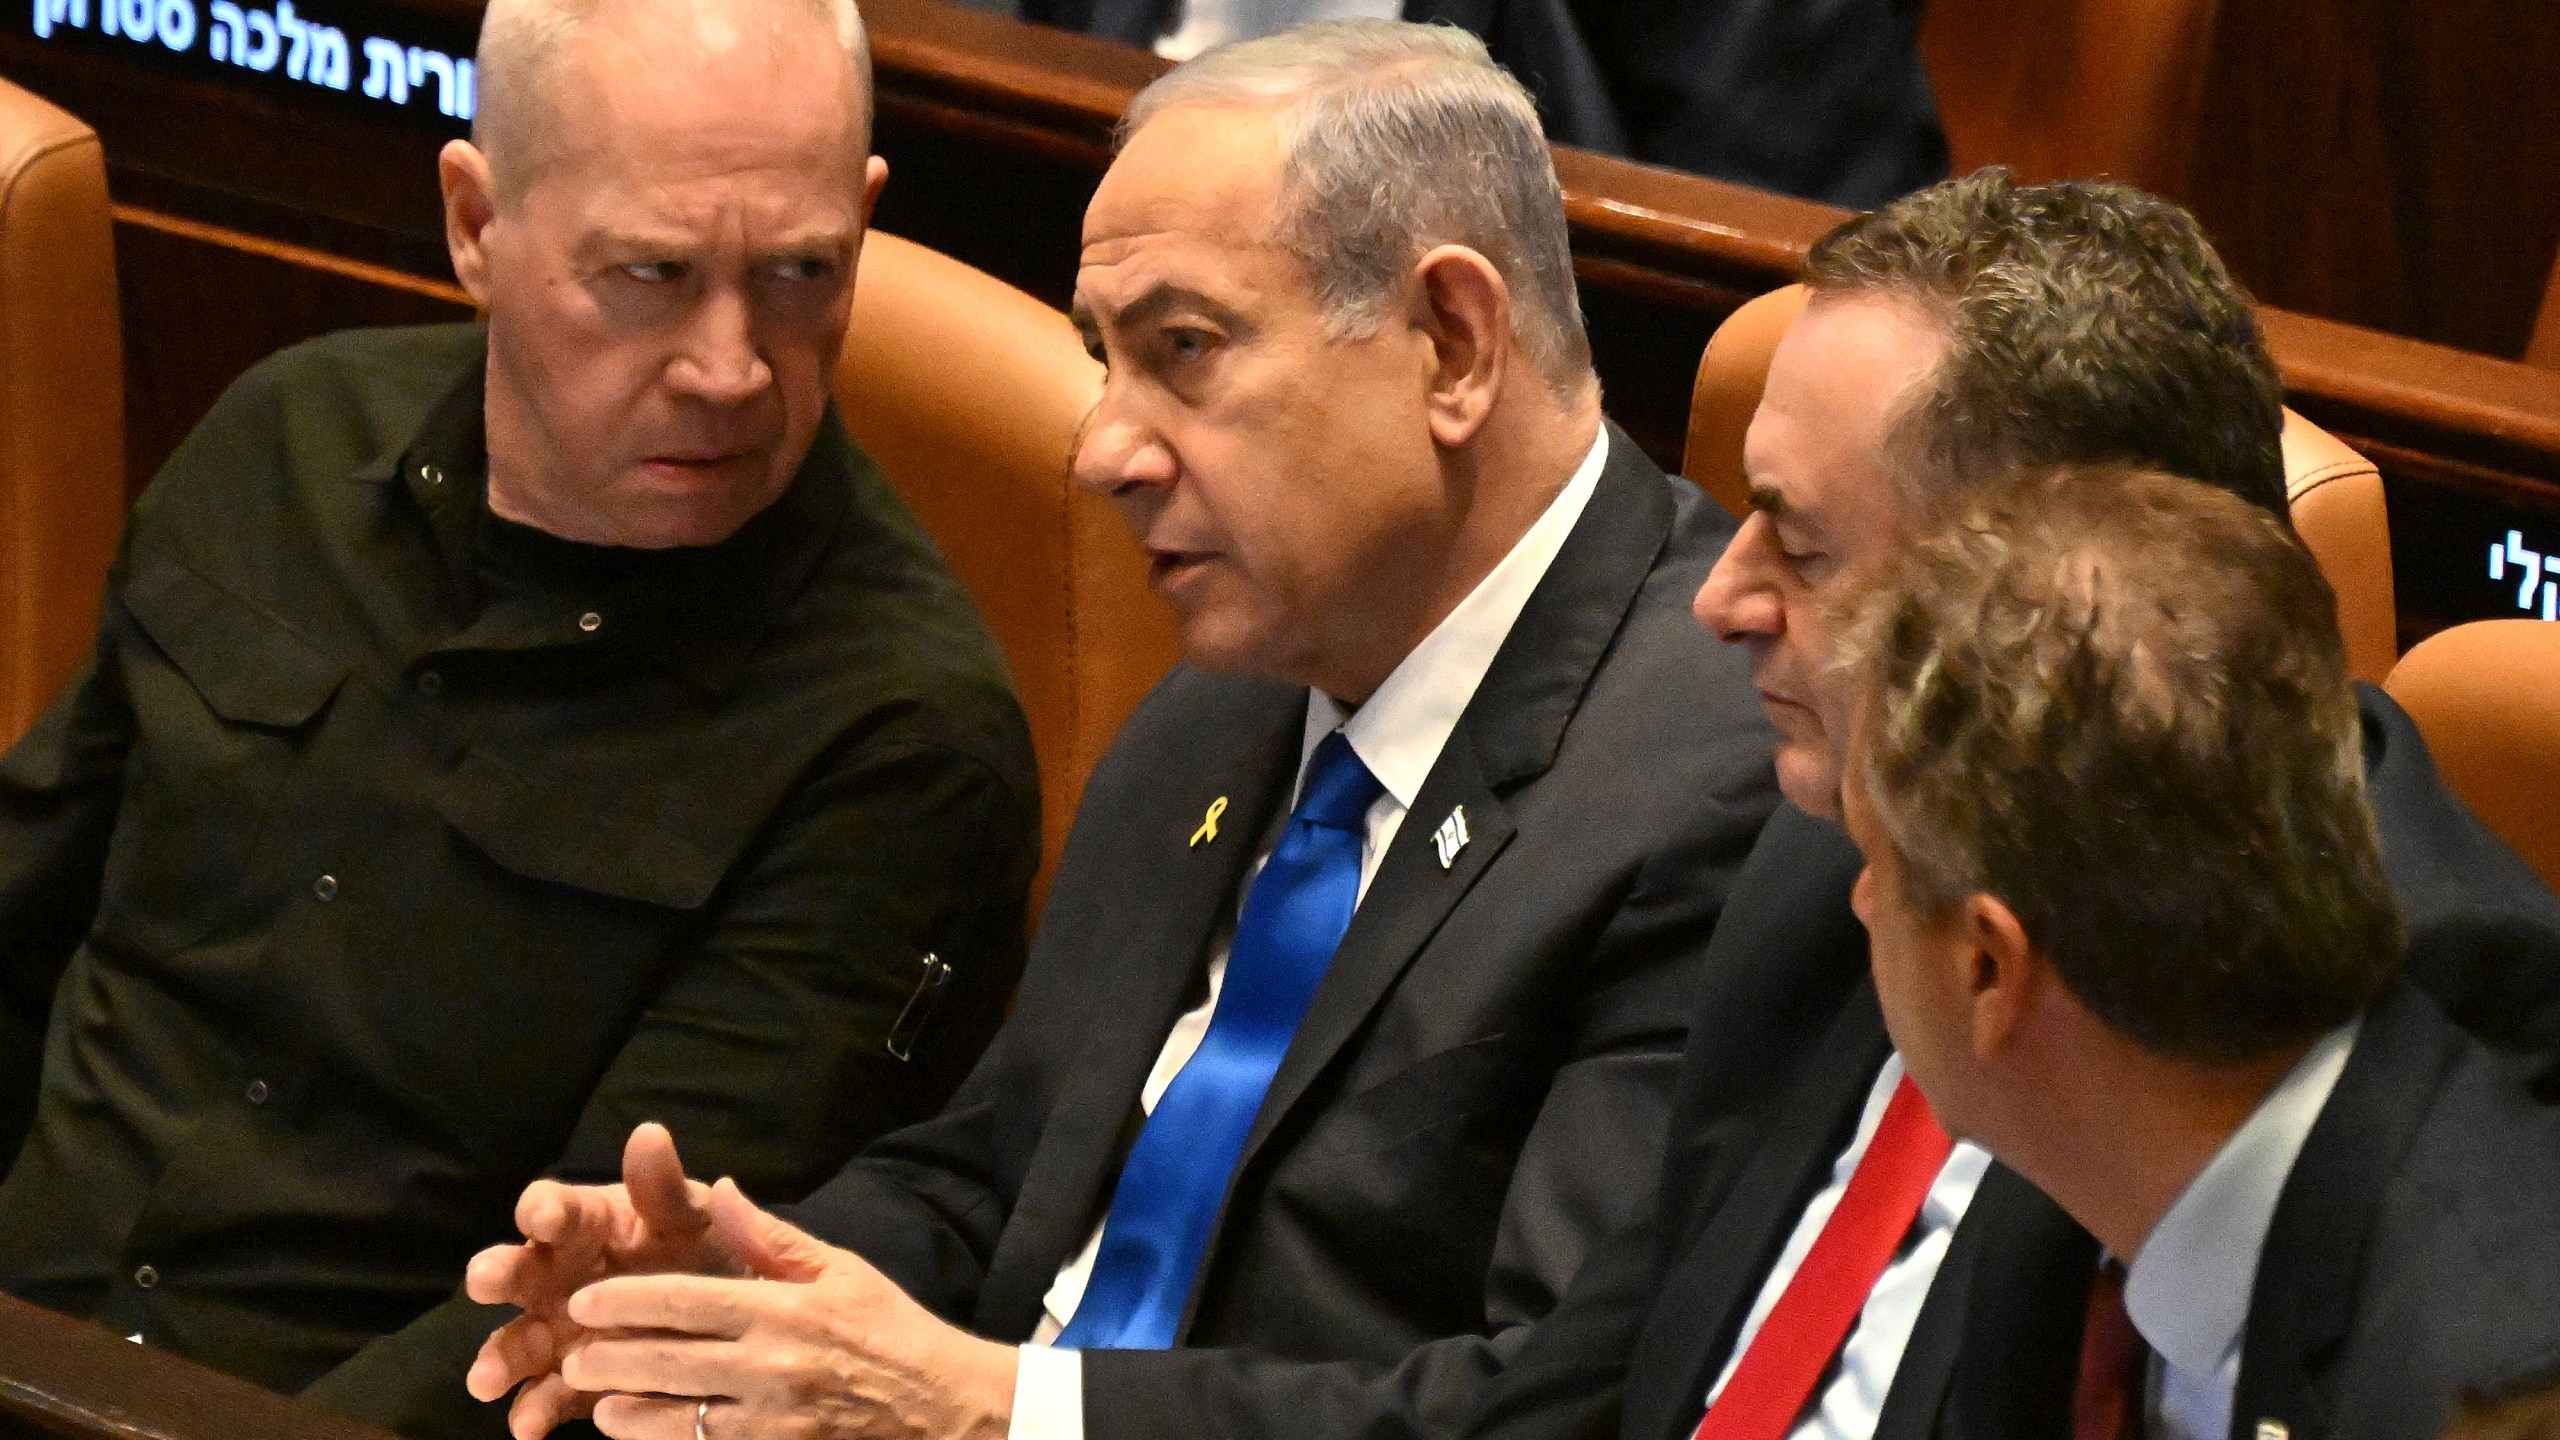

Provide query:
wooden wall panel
left=2187, top=0, right=2560, bottom=360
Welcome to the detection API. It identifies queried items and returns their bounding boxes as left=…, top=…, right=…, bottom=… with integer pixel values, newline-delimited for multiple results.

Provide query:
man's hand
left=465, top=1123, right=745, bottom=1439
left=561, top=1177, right=1019, bottom=1440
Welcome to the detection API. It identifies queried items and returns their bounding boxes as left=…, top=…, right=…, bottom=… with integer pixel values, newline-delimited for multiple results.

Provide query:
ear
left=860, top=155, right=890, bottom=230
left=846, top=156, right=891, bottom=282
left=439, top=140, right=500, bottom=307
left=1411, top=244, right=1511, bottom=449
left=1957, top=892, right=2039, bottom=1061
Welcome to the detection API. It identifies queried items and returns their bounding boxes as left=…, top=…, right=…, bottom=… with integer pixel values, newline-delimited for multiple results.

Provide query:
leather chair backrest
left=2383, top=619, right=2560, bottom=892
left=1683, top=284, right=2398, bottom=683
left=1681, top=285, right=1806, bottom=520
left=834, top=231, right=1180, bottom=909
left=2281, top=411, right=2395, bottom=685
left=0, top=79, right=124, bottom=750
left=1919, top=0, right=2219, bottom=198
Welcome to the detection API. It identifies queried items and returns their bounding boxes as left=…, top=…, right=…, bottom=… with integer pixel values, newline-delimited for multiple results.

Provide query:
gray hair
left=1124, top=19, right=1593, bottom=394
left=473, top=0, right=873, bottom=202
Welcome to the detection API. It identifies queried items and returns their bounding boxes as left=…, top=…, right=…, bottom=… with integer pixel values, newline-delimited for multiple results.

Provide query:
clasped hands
left=465, top=1124, right=1017, bottom=1440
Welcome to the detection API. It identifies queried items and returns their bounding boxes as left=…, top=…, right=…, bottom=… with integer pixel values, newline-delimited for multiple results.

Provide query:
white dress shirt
left=1702, top=1055, right=1996, bottom=1440
left=2125, top=1022, right=2359, bottom=1440
left=1153, top=0, right=1401, bottom=60
left=1009, top=428, right=1610, bottom=1439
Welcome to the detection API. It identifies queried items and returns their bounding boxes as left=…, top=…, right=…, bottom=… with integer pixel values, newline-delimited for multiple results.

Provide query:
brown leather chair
left=0, top=78, right=124, bottom=751
left=835, top=232, right=1181, bottom=909
left=2281, top=412, right=2396, bottom=686
left=1919, top=0, right=2218, bottom=199
left=2383, top=619, right=2560, bottom=892
left=1682, top=284, right=2399, bottom=683
left=1681, top=284, right=1807, bottom=520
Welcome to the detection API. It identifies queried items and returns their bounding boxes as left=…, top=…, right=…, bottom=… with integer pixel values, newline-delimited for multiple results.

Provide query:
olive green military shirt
left=0, top=324, right=1039, bottom=1437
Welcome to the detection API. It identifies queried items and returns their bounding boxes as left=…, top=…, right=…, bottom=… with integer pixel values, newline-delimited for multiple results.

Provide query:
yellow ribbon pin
left=1190, top=796, right=1229, bottom=847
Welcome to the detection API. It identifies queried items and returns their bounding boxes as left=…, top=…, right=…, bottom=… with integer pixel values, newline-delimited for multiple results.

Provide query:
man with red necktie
left=1464, top=171, right=2560, bottom=1440
left=1835, top=468, right=2560, bottom=1440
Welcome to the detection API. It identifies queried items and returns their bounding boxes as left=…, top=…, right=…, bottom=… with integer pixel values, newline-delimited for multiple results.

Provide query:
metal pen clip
left=886, top=952, right=953, bottom=1061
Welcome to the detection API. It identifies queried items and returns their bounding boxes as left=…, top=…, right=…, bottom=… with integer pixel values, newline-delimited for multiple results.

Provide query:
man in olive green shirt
left=0, top=0, right=1038, bottom=1432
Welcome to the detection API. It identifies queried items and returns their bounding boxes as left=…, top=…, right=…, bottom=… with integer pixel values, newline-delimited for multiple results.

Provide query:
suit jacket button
left=133, top=1265, right=159, bottom=1289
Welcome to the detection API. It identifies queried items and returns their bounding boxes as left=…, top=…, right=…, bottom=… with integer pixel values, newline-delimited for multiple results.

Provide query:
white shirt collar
left=2124, top=1019, right=2361, bottom=1380
left=1298, top=426, right=1610, bottom=806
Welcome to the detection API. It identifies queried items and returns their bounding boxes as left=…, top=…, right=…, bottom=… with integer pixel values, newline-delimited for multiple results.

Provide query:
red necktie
left=1693, top=1075, right=1954, bottom=1440
left=2074, top=1260, right=2147, bottom=1440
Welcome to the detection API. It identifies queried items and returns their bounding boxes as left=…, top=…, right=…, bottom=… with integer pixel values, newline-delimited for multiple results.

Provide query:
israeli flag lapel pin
left=1432, top=805, right=1471, bottom=870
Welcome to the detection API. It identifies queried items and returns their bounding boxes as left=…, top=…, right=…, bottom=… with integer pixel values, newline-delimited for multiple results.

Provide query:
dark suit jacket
left=1466, top=684, right=2560, bottom=1440
left=1021, top=0, right=1949, bottom=210
left=1946, top=981, right=2560, bottom=1440
left=789, top=432, right=1781, bottom=1439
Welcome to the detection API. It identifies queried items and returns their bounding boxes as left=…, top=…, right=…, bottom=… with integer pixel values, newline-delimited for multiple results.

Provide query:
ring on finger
left=695, top=1397, right=711, bottom=1440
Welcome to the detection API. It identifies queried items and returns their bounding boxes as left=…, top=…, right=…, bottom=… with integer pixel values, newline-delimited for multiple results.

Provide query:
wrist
left=956, top=1333, right=1018, bottom=1440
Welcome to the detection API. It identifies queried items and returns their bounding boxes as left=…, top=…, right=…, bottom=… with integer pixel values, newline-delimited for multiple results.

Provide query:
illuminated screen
left=2386, top=475, right=2560, bottom=639
left=17, top=0, right=473, bottom=135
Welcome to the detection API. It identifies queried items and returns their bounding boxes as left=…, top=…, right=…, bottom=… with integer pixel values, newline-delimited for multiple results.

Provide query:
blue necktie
left=1059, top=731, right=1384, bottom=1350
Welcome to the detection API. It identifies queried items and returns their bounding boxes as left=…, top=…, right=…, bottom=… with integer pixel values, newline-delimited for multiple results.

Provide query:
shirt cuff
left=1008, top=1344, right=1084, bottom=1440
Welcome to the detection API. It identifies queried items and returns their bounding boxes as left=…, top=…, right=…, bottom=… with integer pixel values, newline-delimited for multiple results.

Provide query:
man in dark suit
left=1836, top=468, right=2560, bottom=1440
left=1021, top=0, right=1948, bottom=210
left=461, top=20, right=1778, bottom=1440
left=1465, top=171, right=2560, bottom=1440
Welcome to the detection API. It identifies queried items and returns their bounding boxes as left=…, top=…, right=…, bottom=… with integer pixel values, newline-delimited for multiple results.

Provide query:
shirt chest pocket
left=430, top=748, right=729, bottom=912
left=96, top=561, right=349, bottom=957
left=359, top=745, right=739, bottom=1159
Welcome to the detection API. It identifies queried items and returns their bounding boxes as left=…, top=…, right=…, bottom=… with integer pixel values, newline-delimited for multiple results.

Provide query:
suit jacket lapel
left=1231, top=427, right=1676, bottom=1179
left=1624, top=994, right=1896, bottom=1440
left=1913, top=1166, right=2096, bottom=1440
left=1237, top=741, right=1518, bottom=1175
left=976, top=686, right=1305, bottom=1334
left=2232, top=984, right=2465, bottom=1440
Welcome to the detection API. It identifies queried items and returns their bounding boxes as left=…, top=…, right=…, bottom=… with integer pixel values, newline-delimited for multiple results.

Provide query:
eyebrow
left=1070, top=282, right=1250, bottom=344
left=577, top=229, right=856, bottom=263
left=1745, top=483, right=1793, bottom=518
left=763, top=231, right=859, bottom=257
left=577, top=231, right=684, bottom=262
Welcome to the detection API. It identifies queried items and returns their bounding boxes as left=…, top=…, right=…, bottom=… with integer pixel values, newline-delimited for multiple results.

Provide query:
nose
left=665, top=286, right=773, bottom=405
left=1070, top=391, right=1177, bottom=503
left=1694, top=512, right=1784, bottom=644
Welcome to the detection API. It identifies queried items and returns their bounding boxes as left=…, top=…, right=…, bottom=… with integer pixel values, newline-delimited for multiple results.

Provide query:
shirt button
left=420, top=463, right=445, bottom=487
left=245, top=1079, right=271, bottom=1105
left=313, top=875, right=339, bottom=902
left=417, top=670, right=442, bottom=697
left=133, top=1265, right=158, bottom=1289
left=577, top=612, right=603, bottom=634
